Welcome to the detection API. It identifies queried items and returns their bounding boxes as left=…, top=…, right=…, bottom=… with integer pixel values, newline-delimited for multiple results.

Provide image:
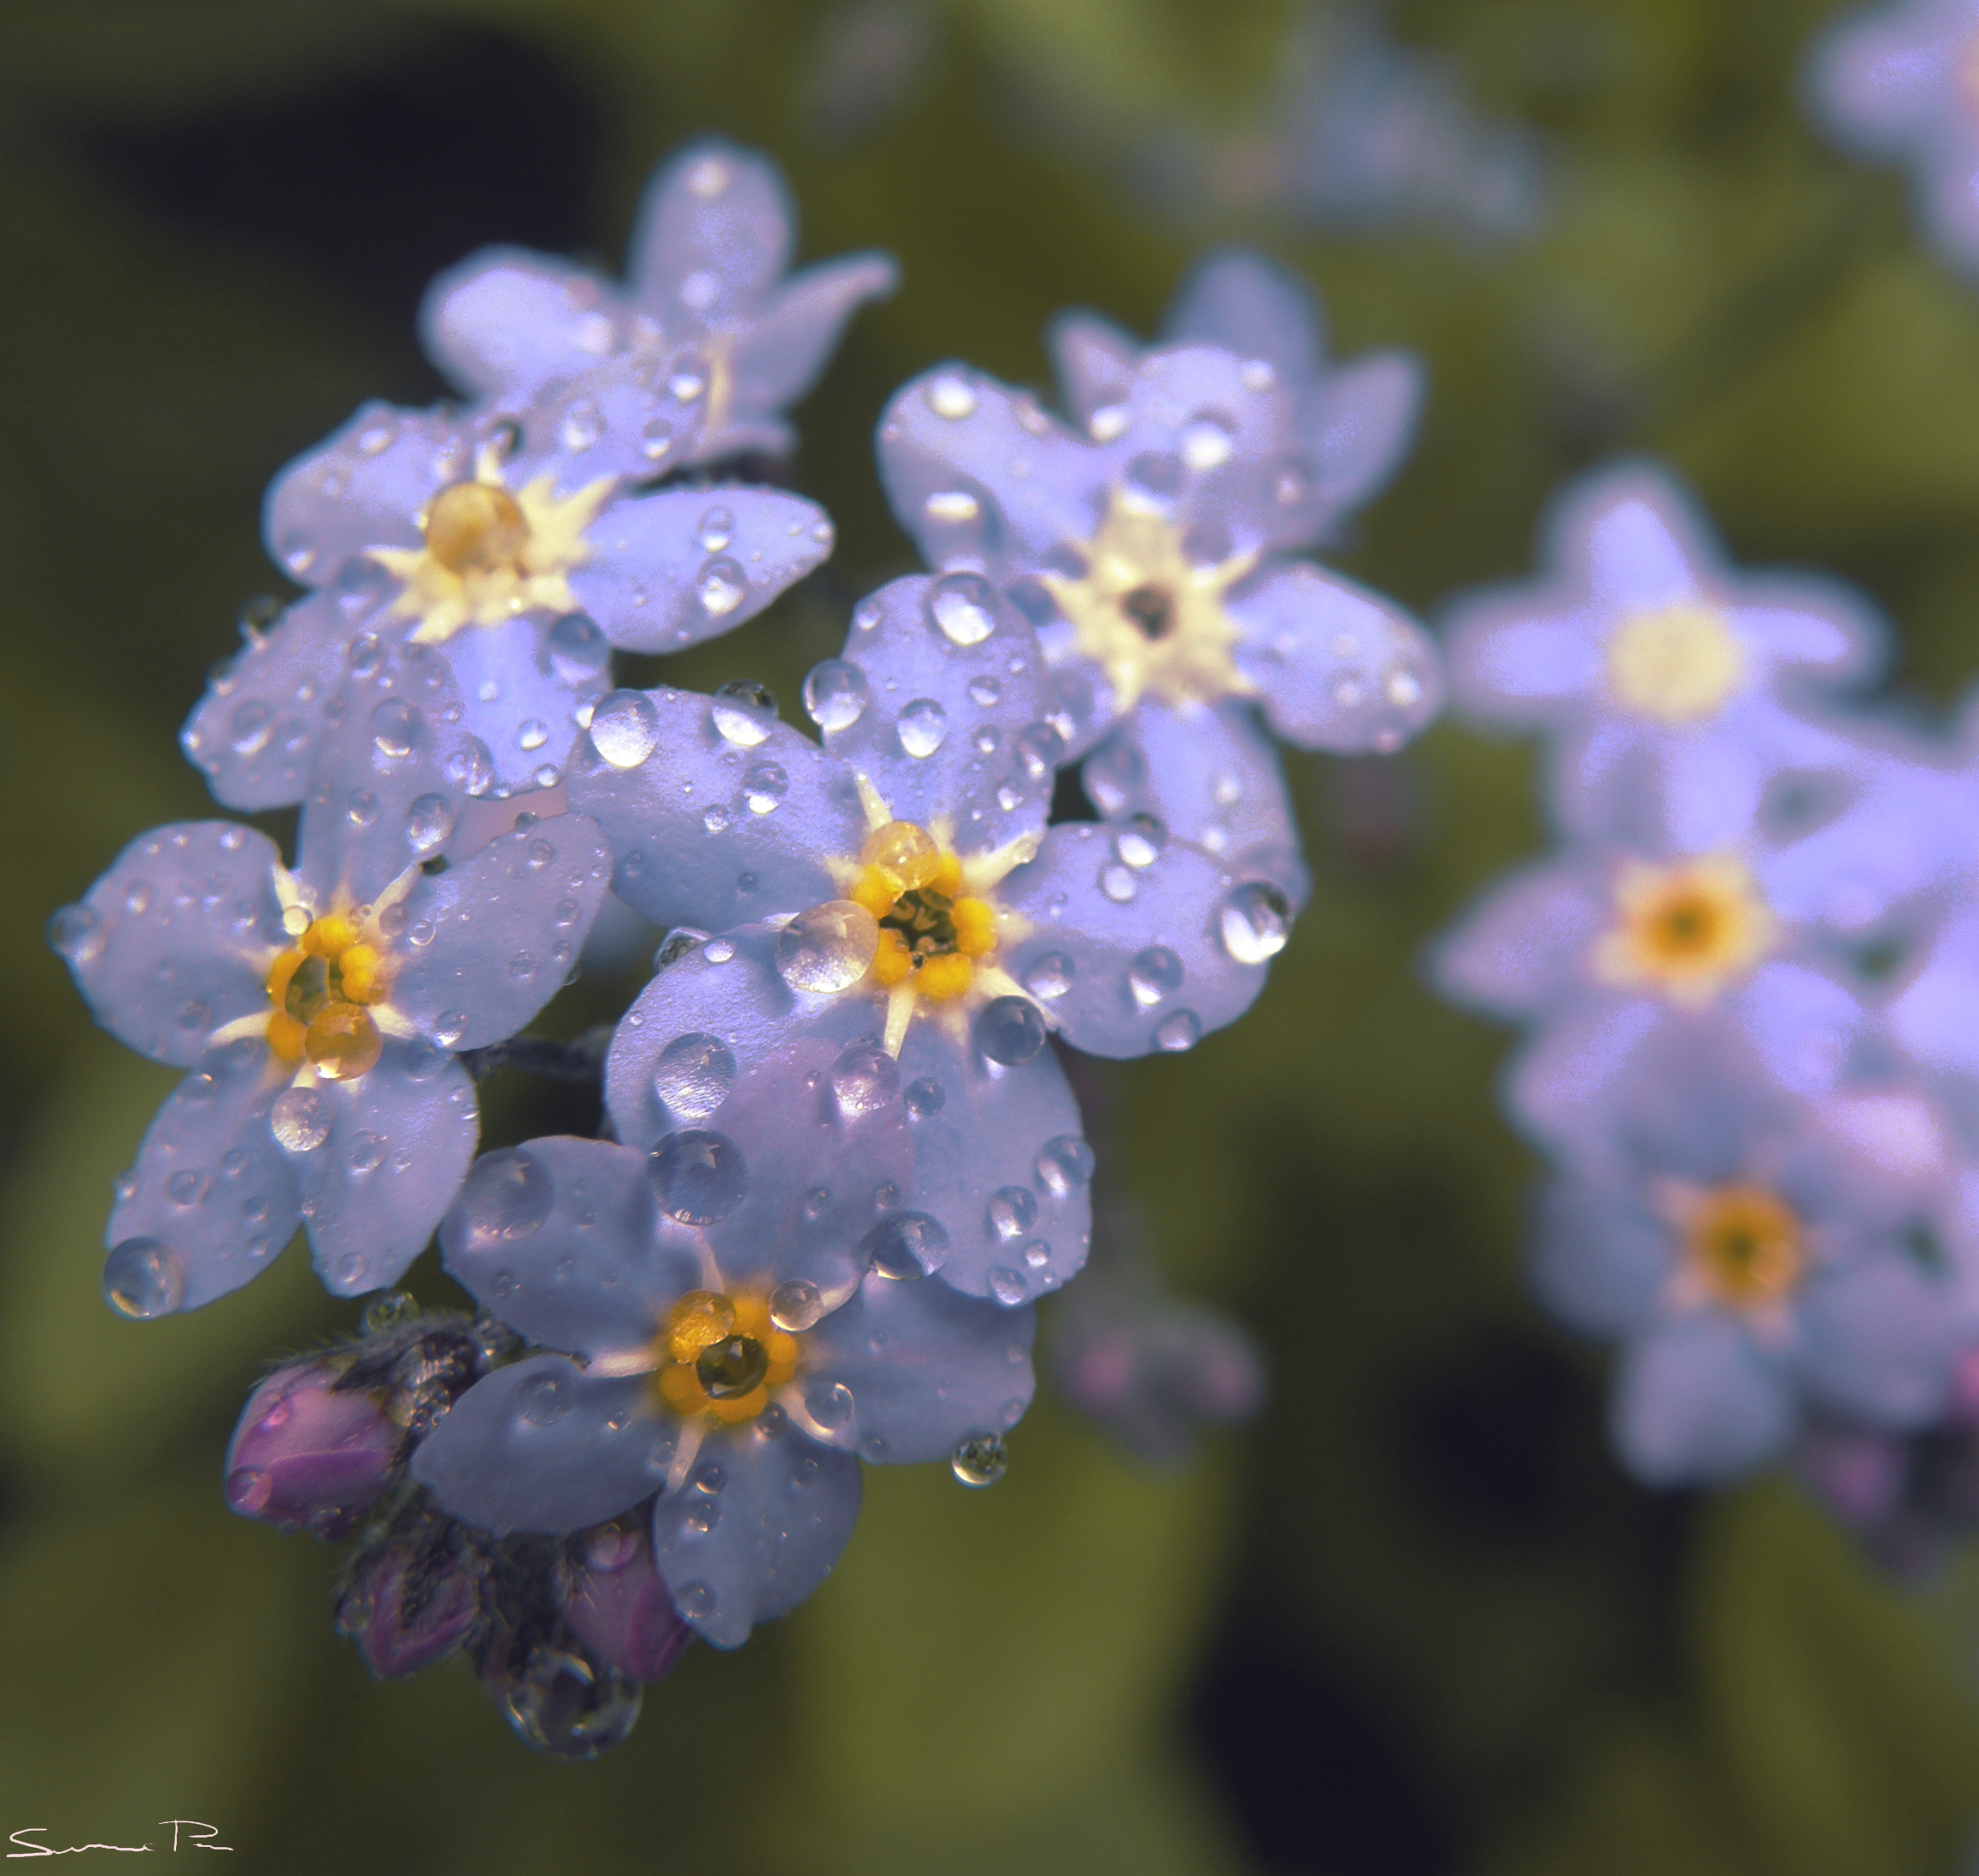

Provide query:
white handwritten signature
left=8, top=1824, right=232, bottom=1856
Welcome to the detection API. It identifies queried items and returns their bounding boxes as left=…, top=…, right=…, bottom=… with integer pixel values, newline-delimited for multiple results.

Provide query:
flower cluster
left=50, top=140, right=1442, bottom=1750
left=1434, top=459, right=1979, bottom=1508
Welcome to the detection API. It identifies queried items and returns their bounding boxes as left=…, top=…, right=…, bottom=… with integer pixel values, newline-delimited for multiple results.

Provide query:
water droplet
left=1180, top=413, right=1235, bottom=471
left=459, top=1148, right=555, bottom=1246
left=652, top=1033, right=736, bottom=1120
left=1387, top=669, right=1423, bottom=708
left=776, top=900, right=879, bottom=993
left=743, top=759, right=788, bottom=814
left=590, top=689, right=659, bottom=768
left=924, top=490, right=980, bottom=525
left=1100, top=864, right=1137, bottom=904
left=1128, top=946, right=1183, bottom=1007
left=442, top=738, right=496, bottom=797
left=546, top=612, right=609, bottom=683
left=1154, top=1009, right=1201, bottom=1052
left=968, top=675, right=1002, bottom=706
left=370, top=699, right=420, bottom=759
left=710, top=680, right=776, bottom=746
left=432, top=1011, right=468, bottom=1047
left=560, top=401, right=602, bottom=451
left=703, top=938, right=735, bottom=964
left=702, top=805, right=731, bottom=833
left=952, top=1433, right=1007, bottom=1486
left=404, top=792, right=455, bottom=854
left=1024, top=953, right=1074, bottom=1000
left=927, top=572, right=996, bottom=647
left=805, top=1379, right=854, bottom=1429
left=518, top=718, right=549, bottom=752
left=103, top=1238, right=185, bottom=1319
left=271, top=1086, right=332, bottom=1153
left=346, top=789, right=379, bottom=829
left=989, top=1267, right=1028, bottom=1305
left=47, top=903, right=102, bottom=964
left=1022, top=1240, right=1050, bottom=1269
left=904, top=1077, right=945, bottom=1117
left=1219, top=882, right=1291, bottom=964
left=685, top=1500, right=720, bottom=1534
left=696, top=507, right=734, bottom=552
left=831, top=1041, right=900, bottom=1116
left=987, top=1186, right=1036, bottom=1241
left=649, top=1130, right=749, bottom=1224
left=863, top=1211, right=948, bottom=1280
left=1116, top=814, right=1166, bottom=868
left=1014, top=723, right=1065, bottom=780
left=897, top=698, right=948, bottom=759
left=802, top=658, right=869, bottom=733
left=229, top=701, right=272, bottom=756
left=516, top=1368, right=572, bottom=1427
left=498, top=1643, right=642, bottom=1759
left=925, top=373, right=977, bottom=419
left=770, top=1280, right=824, bottom=1333
left=977, top=997, right=1047, bottom=1065
left=696, top=557, right=747, bottom=618
left=1036, top=1134, right=1095, bottom=1197
left=1089, top=404, right=1129, bottom=443
left=167, top=1169, right=208, bottom=1206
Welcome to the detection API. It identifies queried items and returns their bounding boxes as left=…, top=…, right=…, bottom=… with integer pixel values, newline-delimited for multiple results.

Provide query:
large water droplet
left=546, top=612, right=610, bottom=683
left=897, top=698, right=948, bottom=759
left=1115, top=814, right=1166, bottom=868
left=1154, top=1009, right=1201, bottom=1052
left=863, top=1211, right=948, bottom=1280
left=442, top=738, right=496, bottom=797
left=952, top=1433, right=1007, bottom=1486
left=370, top=699, right=420, bottom=759
left=770, top=1279, right=824, bottom=1333
left=1128, top=946, right=1184, bottom=1007
left=989, top=1267, right=1028, bottom=1305
left=103, top=1238, right=185, bottom=1319
left=776, top=900, right=879, bottom=994
left=805, top=1378, right=854, bottom=1428
left=271, top=1085, right=332, bottom=1153
left=230, top=701, right=272, bottom=756
left=1013, top=723, right=1064, bottom=781
left=802, top=658, right=870, bottom=733
left=1100, top=864, right=1137, bottom=905
left=47, top=903, right=103, bottom=964
left=977, top=996, right=1047, bottom=1065
left=516, top=1367, right=573, bottom=1427
left=905, top=1076, right=945, bottom=1117
left=987, top=1186, right=1037, bottom=1241
left=696, top=506, right=734, bottom=552
left=590, top=689, right=660, bottom=768
left=1036, top=1134, right=1095, bottom=1197
left=498, top=1644, right=642, bottom=1760
left=458, top=1148, right=555, bottom=1246
left=652, top=1033, right=736, bottom=1120
left=927, top=572, right=997, bottom=647
left=831, top=1042, right=899, bottom=1117
left=404, top=792, right=455, bottom=855
left=1024, top=953, right=1074, bottom=1000
left=696, top=557, right=747, bottom=618
left=1219, top=882, right=1291, bottom=964
left=743, top=760, right=788, bottom=814
left=710, top=680, right=776, bottom=747
left=649, top=1130, right=749, bottom=1225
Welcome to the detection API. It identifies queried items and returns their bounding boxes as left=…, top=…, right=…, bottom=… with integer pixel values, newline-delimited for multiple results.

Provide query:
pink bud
left=225, top=1359, right=401, bottom=1538
left=340, top=1549, right=479, bottom=1680
left=563, top=1525, right=692, bottom=1682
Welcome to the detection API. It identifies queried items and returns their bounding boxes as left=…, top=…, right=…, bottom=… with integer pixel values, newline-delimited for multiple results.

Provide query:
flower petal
left=412, top=1357, right=667, bottom=1533
left=1792, top=1253, right=1964, bottom=1428
left=1046, top=309, right=1141, bottom=427
left=418, top=248, right=627, bottom=404
left=628, top=138, right=791, bottom=327
left=728, top=253, right=899, bottom=417
left=1429, top=854, right=1602, bottom=1021
left=61, top=822, right=285, bottom=1068
left=650, top=1420, right=860, bottom=1649
left=1612, top=1312, right=1794, bottom=1485
left=1162, top=248, right=1324, bottom=383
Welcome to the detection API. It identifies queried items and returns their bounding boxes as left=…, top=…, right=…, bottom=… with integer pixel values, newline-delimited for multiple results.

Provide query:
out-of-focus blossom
left=878, top=250, right=1437, bottom=915
left=1444, top=460, right=1890, bottom=851
left=1807, top=0, right=1979, bottom=276
left=50, top=640, right=613, bottom=1311
left=1530, top=1023, right=1979, bottom=1485
left=412, top=1122, right=1036, bottom=1648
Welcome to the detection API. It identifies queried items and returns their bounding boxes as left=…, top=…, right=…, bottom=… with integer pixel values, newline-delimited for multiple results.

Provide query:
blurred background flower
left=13, top=0, right=1979, bottom=1871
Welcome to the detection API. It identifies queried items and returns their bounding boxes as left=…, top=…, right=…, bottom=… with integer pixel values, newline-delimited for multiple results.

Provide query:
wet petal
left=650, top=1420, right=860, bottom=1649
left=823, top=573, right=1054, bottom=849
left=1082, top=703, right=1309, bottom=910
left=797, top=1274, right=1036, bottom=1463
left=62, top=822, right=285, bottom=1068
left=728, top=253, right=899, bottom=418
left=435, top=615, right=607, bottom=798
left=566, top=690, right=855, bottom=933
left=1161, top=248, right=1324, bottom=383
left=412, top=1357, right=666, bottom=1534
left=181, top=594, right=351, bottom=812
left=1613, top=1312, right=1794, bottom=1485
left=297, top=1044, right=479, bottom=1296
left=438, top=1137, right=701, bottom=1359
left=106, top=1046, right=299, bottom=1312
left=998, top=824, right=1270, bottom=1058
left=418, top=248, right=627, bottom=403
left=1047, top=309, right=1141, bottom=427
left=627, top=138, right=794, bottom=328
left=1226, top=560, right=1441, bottom=753
left=386, top=813, right=612, bottom=1051
left=567, top=487, right=834, bottom=655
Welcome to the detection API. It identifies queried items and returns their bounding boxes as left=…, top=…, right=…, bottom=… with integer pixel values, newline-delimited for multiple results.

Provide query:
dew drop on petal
left=404, top=792, right=455, bottom=855
left=904, top=1076, right=945, bottom=1117
left=863, top=1211, right=948, bottom=1280
left=103, top=1238, right=185, bottom=1319
left=805, top=1380, right=854, bottom=1429
left=442, top=737, right=496, bottom=797
left=952, top=1433, right=1007, bottom=1486
left=926, top=572, right=997, bottom=647
left=1180, top=414, right=1235, bottom=472
left=1154, top=1009, right=1201, bottom=1052
left=770, top=1280, right=824, bottom=1333
left=652, top=1033, right=736, bottom=1121
left=458, top=1148, right=555, bottom=1246
left=987, top=1185, right=1037, bottom=1241
left=546, top=612, right=610, bottom=683
left=776, top=900, right=879, bottom=994
left=710, top=680, right=776, bottom=746
left=1128, top=946, right=1183, bottom=1007
left=802, top=658, right=869, bottom=733
left=590, top=689, right=660, bottom=768
left=743, top=760, right=788, bottom=814
left=696, top=557, right=748, bottom=618
left=925, top=373, right=977, bottom=419
left=897, top=698, right=948, bottom=759
left=976, top=996, right=1047, bottom=1065
left=515, top=1368, right=572, bottom=1428
left=696, top=507, right=734, bottom=552
left=370, top=699, right=420, bottom=759
left=1036, top=1134, right=1095, bottom=1197
left=1219, top=882, right=1291, bottom=964
left=1116, top=814, right=1166, bottom=868
left=831, top=1041, right=900, bottom=1117
left=1024, top=953, right=1074, bottom=1000
left=989, top=1267, right=1028, bottom=1305
left=271, top=1086, right=332, bottom=1153
left=649, top=1130, right=749, bottom=1225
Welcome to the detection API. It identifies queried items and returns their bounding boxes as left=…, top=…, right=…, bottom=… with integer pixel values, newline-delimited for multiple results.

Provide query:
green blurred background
left=9, top=0, right=1979, bottom=1867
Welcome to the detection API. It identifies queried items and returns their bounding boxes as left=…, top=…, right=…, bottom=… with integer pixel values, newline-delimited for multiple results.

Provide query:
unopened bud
left=225, top=1359, right=402, bottom=1537
left=563, top=1524, right=693, bottom=1682
left=339, top=1547, right=479, bottom=1680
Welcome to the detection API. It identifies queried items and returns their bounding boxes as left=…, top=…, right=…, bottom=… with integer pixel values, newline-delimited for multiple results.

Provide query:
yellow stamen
left=1593, top=854, right=1776, bottom=1006
left=1605, top=601, right=1745, bottom=724
left=1685, top=1185, right=1803, bottom=1309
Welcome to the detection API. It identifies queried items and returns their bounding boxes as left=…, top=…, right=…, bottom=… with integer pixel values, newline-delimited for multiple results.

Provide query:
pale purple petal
left=1612, top=1312, right=1795, bottom=1485
left=419, top=248, right=628, bottom=403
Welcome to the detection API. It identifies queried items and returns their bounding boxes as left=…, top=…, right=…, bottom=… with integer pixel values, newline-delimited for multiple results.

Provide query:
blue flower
left=1806, top=0, right=1979, bottom=277
left=420, top=138, right=897, bottom=466
left=410, top=1118, right=1035, bottom=1649
left=875, top=249, right=1439, bottom=911
left=51, top=638, right=613, bottom=1312
left=1443, top=460, right=1888, bottom=850
left=1530, top=1021, right=1978, bottom=1484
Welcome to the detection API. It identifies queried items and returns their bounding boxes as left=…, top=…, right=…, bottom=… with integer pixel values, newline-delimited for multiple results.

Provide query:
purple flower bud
left=339, top=1547, right=480, bottom=1680
left=562, top=1525, right=692, bottom=1683
left=225, top=1359, right=402, bottom=1538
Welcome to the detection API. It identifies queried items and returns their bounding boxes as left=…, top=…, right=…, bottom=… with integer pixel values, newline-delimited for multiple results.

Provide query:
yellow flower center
left=1040, top=490, right=1258, bottom=711
left=265, top=912, right=387, bottom=1081
left=1593, top=855, right=1776, bottom=1006
left=367, top=449, right=614, bottom=645
left=1605, top=602, right=1745, bottom=723
left=1685, top=1185, right=1803, bottom=1309
left=655, top=1290, right=800, bottom=1426
left=849, top=820, right=999, bottom=1005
